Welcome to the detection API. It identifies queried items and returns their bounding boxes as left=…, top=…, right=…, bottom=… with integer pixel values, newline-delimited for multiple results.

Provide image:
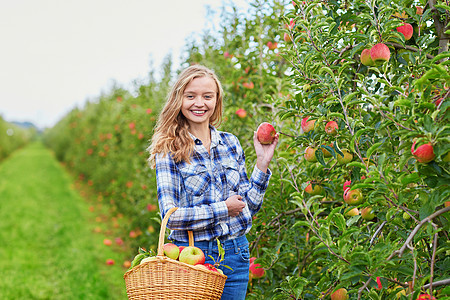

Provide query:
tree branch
left=387, top=206, right=450, bottom=260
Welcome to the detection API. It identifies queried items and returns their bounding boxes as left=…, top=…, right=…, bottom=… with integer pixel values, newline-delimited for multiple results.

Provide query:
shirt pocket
left=222, top=159, right=240, bottom=192
left=179, top=163, right=211, bottom=199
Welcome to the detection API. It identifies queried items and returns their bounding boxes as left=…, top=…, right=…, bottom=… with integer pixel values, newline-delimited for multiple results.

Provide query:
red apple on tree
left=331, top=288, right=349, bottom=300
left=163, top=243, right=180, bottom=260
left=343, top=180, right=351, bottom=191
left=361, top=207, right=375, bottom=220
left=360, top=48, right=375, bottom=66
left=267, top=41, right=278, bottom=50
left=256, top=122, right=276, bottom=144
left=179, top=246, right=205, bottom=265
left=344, top=207, right=359, bottom=217
left=396, top=23, right=413, bottom=40
left=305, top=182, right=323, bottom=195
left=411, top=141, right=435, bottom=163
left=304, top=146, right=317, bottom=162
left=235, top=108, right=247, bottom=118
left=337, top=149, right=353, bottom=164
left=301, top=117, right=316, bottom=133
left=249, top=260, right=265, bottom=279
left=344, top=188, right=364, bottom=205
left=325, top=121, right=338, bottom=135
left=283, top=32, right=292, bottom=43
left=370, top=43, right=390, bottom=63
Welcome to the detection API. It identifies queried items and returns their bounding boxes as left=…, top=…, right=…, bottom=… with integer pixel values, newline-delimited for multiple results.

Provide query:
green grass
left=0, top=142, right=128, bottom=299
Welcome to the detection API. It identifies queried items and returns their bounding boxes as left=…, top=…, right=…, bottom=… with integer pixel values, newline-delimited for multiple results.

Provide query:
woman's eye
left=186, top=95, right=194, bottom=99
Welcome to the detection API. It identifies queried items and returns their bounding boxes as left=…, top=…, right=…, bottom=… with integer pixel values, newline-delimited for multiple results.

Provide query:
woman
left=147, top=64, right=278, bottom=299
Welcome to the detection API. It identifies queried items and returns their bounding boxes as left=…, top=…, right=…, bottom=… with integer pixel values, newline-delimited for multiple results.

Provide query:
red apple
left=283, top=32, right=292, bottom=43
left=325, top=121, right=338, bottom=135
left=256, top=122, right=276, bottom=144
left=396, top=23, right=413, bottom=40
left=361, top=207, right=375, bottom=220
left=322, top=144, right=333, bottom=157
left=411, top=141, right=435, bottom=163
left=375, top=276, right=382, bottom=290
left=417, top=294, right=436, bottom=300
left=163, top=243, right=180, bottom=260
left=179, top=246, right=205, bottom=265
left=331, top=288, right=349, bottom=300
left=267, top=41, right=278, bottom=50
left=301, top=117, right=316, bottom=133
left=106, top=259, right=115, bottom=265
left=250, top=257, right=257, bottom=264
left=344, top=207, right=359, bottom=217
left=203, top=263, right=219, bottom=273
left=305, top=182, right=323, bottom=195
left=344, top=188, right=364, bottom=205
left=243, top=81, right=254, bottom=89
left=337, top=149, right=353, bottom=164
left=249, top=261, right=265, bottom=279
left=416, top=6, right=424, bottom=15
left=343, top=180, right=351, bottom=191
left=115, top=237, right=124, bottom=246
left=304, top=146, right=317, bottom=162
left=103, top=239, right=112, bottom=246
left=360, top=48, right=375, bottom=66
left=235, top=108, right=247, bottom=118
left=370, top=43, right=390, bottom=63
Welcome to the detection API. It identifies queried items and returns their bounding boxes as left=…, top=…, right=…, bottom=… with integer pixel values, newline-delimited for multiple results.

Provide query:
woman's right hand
left=225, top=195, right=245, bottom=217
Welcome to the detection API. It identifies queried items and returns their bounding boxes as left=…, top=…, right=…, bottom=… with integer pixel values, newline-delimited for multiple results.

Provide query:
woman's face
left=181, top=76, right=217, bottom=129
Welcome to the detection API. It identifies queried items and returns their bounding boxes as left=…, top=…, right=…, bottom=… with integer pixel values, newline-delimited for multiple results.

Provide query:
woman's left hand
left=253, top=131, right=279, bottom=173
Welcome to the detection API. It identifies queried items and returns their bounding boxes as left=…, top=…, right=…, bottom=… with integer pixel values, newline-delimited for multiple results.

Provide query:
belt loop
left=232, top=238, right=239, bottom=254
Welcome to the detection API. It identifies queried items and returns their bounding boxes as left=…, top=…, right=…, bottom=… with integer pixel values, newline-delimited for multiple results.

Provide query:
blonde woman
left=148, top=64, right=278, bottom=299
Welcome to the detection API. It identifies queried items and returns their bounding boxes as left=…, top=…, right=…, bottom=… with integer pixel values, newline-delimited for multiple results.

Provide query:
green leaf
left=400, top=173, right=420, bottom=185
left=332, top=213, right=346, bottom=231
left=367, top=142, right=383, bottom=159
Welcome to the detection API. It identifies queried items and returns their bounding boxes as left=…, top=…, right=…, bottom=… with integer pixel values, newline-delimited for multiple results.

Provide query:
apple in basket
left=163, top=243, right=180, bottom=260
left=140, top=256, right=157, bottom=265
left=178, top=246, right=205, bottom=265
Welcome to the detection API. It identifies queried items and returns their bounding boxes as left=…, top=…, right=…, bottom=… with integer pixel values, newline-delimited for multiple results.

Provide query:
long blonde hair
left=147, top=65, right=224, bottom=168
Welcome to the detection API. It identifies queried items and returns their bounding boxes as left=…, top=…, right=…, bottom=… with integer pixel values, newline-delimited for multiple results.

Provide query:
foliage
left=43, top=0, right=449, bottom=299
left=0, top=116, right=36, bottom=161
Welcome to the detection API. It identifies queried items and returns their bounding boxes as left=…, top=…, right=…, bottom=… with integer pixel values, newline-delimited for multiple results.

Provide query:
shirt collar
left=189, top=125, right=223, bottom=147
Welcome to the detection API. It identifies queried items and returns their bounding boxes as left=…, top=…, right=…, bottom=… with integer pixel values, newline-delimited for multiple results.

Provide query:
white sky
left=0, top=0, right=248, bottom=129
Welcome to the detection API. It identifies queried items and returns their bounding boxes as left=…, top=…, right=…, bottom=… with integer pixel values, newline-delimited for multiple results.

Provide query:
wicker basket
left=124, top=207, right=227, bottom=299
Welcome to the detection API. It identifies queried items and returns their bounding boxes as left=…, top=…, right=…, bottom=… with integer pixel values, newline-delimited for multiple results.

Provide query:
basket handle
left=157, top=207, right=194, bottom=256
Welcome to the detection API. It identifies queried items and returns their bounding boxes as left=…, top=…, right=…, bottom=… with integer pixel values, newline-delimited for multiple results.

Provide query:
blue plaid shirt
left=155, top=126, right=271, bottom=243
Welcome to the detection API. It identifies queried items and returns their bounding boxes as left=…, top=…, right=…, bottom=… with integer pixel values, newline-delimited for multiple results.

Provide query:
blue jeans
left=174, top=235, right=250, bottom=300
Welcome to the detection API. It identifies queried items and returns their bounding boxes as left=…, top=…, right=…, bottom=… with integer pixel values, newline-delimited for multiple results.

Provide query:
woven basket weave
left=124, top=207, right=227, bottom=299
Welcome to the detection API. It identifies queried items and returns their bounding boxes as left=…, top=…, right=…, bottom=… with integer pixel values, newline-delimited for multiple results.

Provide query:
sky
left=0, top=0, right=248, bottom=129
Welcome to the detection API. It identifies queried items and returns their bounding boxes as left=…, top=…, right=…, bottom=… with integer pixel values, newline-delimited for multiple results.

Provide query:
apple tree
left=242, top=0, right=449, bottom=299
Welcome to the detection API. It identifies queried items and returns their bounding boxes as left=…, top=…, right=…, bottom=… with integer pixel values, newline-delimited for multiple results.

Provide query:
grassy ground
left=0, top=142, right=128, bottom=299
